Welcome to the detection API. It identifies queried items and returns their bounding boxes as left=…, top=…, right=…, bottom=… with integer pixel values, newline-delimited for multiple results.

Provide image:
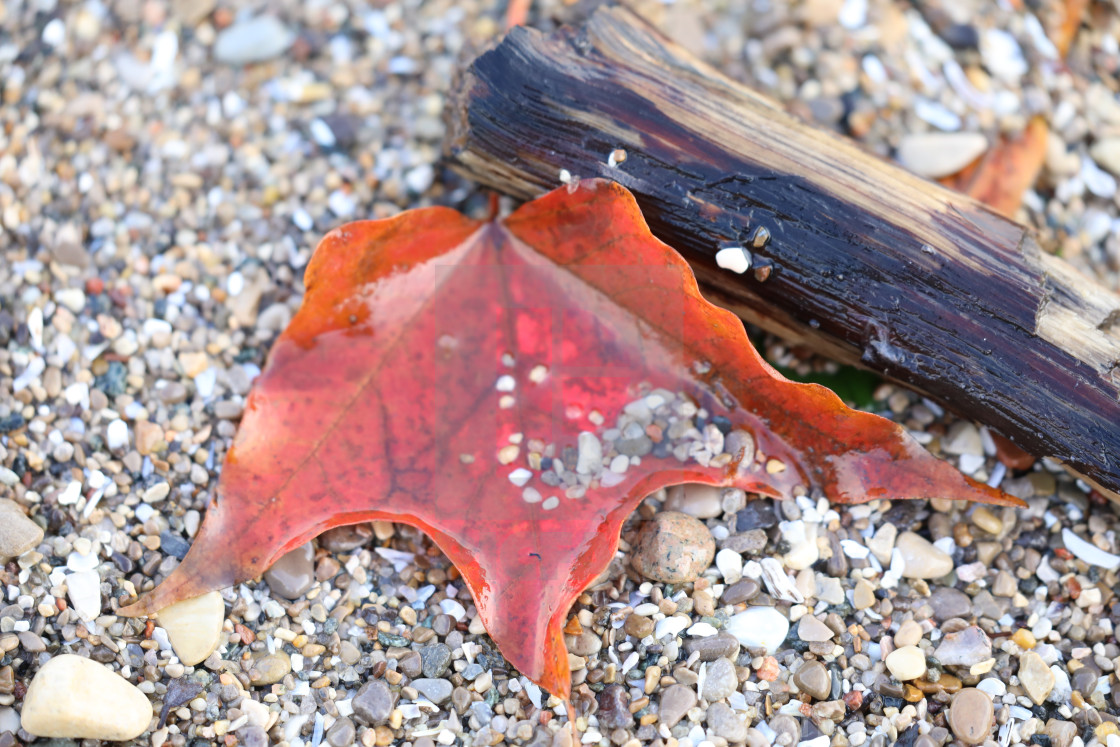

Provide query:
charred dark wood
left=446, top=6, right=1120, bottom=496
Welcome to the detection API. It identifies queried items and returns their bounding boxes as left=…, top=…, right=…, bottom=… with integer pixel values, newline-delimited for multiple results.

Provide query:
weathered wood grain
left=445, top=6, right=1120, bottom=495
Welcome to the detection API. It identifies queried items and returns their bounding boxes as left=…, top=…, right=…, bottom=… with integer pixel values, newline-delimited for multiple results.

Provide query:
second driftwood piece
left=446, top=6, right=1120, bottom=495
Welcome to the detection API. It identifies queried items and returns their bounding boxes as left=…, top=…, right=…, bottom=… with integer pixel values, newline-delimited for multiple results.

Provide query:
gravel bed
left=1, top=0, right=1119, bottom=746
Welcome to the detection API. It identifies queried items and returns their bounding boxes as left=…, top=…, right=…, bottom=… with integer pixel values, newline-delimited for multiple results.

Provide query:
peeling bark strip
left=445, top=6, right=1120, bottom=495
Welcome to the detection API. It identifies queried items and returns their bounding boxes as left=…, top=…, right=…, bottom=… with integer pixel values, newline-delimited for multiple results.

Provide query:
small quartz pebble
left=1019, top=650, right=1055, bottom=705
left=715, top=246, right=751, bottom=274
left=0, top=499, right=44, bottom=560
left=630, top=511, right=714, bottom=583
left=658, top=684, right=696, bottom=727
left=895, top=531, right=954, bottom=579
left=263, top=542, right=315, bottom=600
left=948, top=688, right=994, bottom=745
left=20, top=655, right=153, bottom=740
left=935, top=626, right=992, bottom=667
left=664, top=483, right=723, bottom=518
left=724, top=606, right=789, bottom=654
left=715, top=548, right=744, bottom=584
left=213, top=15, right=295, bottom=65
left=885, top=645, right=926, bottom=680
left=157, top=591, right=225, bottom=666
left=797, top=614, right=834, bottom=642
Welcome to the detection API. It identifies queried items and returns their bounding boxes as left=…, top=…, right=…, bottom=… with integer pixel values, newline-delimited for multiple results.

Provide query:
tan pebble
left=0, top=499, right=44, bottom=560
left=1012, top=629, right=1037, bottom=650
left=1019, top=651, right=1055, bottom=705
left=20, top=655, right=153, bottom=740
left=885, top=646, right=926, bottom=680
left=895, top=532, right=953, bottom=579
left=948, top=688, right=994, bottom=745
left=157, top=590, right=225, bottom=666
left=971, top=507, right=1002, bottom=535
left=894, top=619, right=923, bottom=647
left=853, top=579, right=876, bottom=610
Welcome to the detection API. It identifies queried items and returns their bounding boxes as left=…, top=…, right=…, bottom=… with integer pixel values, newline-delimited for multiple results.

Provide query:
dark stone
left=596, top=684, right=633, bottom=730
left=942, top=24, right=980, bottom=50
left=722, top=578, right=760, bottom=605
left=0, top=413, right=25, bottom=433
left=159, top=531, right=191, bottom=559
left=421, top=643, right=452, bottom=678
left=399, top=651, right=422, bottom=679
left=736, top=500, right=776, bottom=531
left=94, top=360, right=128, bottom=396
left=684, top=632, right=740, bottom=662
left=159, top=678, right=204, bottom=728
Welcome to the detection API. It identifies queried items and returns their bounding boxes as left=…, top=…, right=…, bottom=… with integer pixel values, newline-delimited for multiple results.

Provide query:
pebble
left=707, top=701, right=749, bottom=742
left=1019, top=650, right=1056, bottom=704
left=1090, top=138, right=1120, bottom=176
left=421, top=643, right=452, bottom=678
left=722, top=578, right=760, bottom=605
left=413, top=678, right=453, bottom=704
left=934, top=626, right=992, bottom=667
left=794, top=660, right=832, bottom=700
left=948, top=688, right=994, bottom=744
left=797, top=614, right=834, bottom=642
left=715, top=548, right=744, bottom=584
left=896, top=132, right=988, bottom=178
left=684, top=631, right=740, bottom=662
left=736, top=500, right=777, bottom=530
left=326, top=717, right=356, bottom=747
left=769, top=713, right=801, bottom=746
left=885, top=646, right=927, bottom=680
left=596, top=684, right=633, bottom=729
left=701, top=657, right=738, bottom=701
left=565, top=630, right=602, bottom=656
left=929, top=587, right=972, bottom=620
left=724, top=606, right=789, bottom=654
left=630, top=511, right=715, bottom=583
left=853, top=578, right=876, bottom=609
left=250, top=652, right=291, bottom=686
left=894, top=619, right=923, bottom=647
left=157, top=590, right=224, bottom=666
left=19, top=655, right=153, bottom=740
left=263, top=542, right=315, bottom=600
left=0, top=500, right=43, bottom=560
left=658, top=684, right=696, bottom=727
left=895, top=532, right=954, bottom=579
left=664, top=483, right=723, bottom=518
left=67, top=569, right=102, bottom=620
left=213, top=16, right=295, bottom=65
left=353, top=680, right=395, bottom=725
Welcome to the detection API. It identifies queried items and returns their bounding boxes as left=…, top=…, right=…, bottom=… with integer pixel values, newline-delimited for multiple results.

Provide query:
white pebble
left=715, top=548, right=743, bottom=584
left=67, top=569, right=102, bottom=620
left=715, top=246, right=751, bottom=274
left=440, top=598, right=466, bottom=621
left=106, top=419, right=129, bottom=451
left=1061, top=528, right=1120, bottom=570
left=724, top=606, right=789, bottom=654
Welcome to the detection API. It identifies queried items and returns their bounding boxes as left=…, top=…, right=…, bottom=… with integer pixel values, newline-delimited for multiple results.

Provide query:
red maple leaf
left=119, top=179, right=1018, bottom=698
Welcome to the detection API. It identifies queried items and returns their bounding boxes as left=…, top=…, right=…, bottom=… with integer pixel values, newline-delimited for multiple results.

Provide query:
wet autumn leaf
left=939, top=116, right=1049, bottom=218
left=118, top=178, right=1019, bottom=698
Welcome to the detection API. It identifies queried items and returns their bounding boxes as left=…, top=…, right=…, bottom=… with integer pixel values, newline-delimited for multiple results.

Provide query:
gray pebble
left=263, top=542, right=314, bottom=600
left=684, top=632, right=740, bottom=662
left=707, top=701, right=749, bottom=742
left=929, top=587, right=972, bottom=621
left=326, top=716, right=355, bottom=747
left=658, top=684, right=696, bottom=727
left=421, top=643, right=452, bottom=678
left=412, top=678, right=453, bottom=704
left=352, top=680, right=395, bottom=725
left=701, top=657, right=738, bottom=701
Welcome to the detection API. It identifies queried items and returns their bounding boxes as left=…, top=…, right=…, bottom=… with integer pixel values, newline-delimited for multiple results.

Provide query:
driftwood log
left=445, top=6, right=1120, bottom=496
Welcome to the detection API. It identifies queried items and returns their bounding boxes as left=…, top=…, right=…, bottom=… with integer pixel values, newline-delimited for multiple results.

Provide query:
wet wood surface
left=445, top=6, right=1120, bottom=496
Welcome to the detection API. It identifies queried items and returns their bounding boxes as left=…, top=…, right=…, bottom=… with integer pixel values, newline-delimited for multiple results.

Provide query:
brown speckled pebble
left=631, top=511, right=714, bottom=583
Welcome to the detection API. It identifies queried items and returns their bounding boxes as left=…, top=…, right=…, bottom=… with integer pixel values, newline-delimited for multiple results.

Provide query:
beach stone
left=948, top=688, right=994, bottom=744
left=769, top=714, right=801, bottom=746
left=0, top=500, right=43, bottom=560
left=664, top=483, right=723, bottom=518
left=897, top=133, right=988, bottom=178
left=623, top=613, right=655, bottom=639
left=631, top=511, right=714, bottom=584
left=894, top=619, right=923, bottom=647
left=249, top=652, right=291, bottom=685
left=0, top=707, right=18, bottom=736
left=564, top=630, right=602, bottom=657
left=353, top=680, right=395, bottom=725
left=1046, top=719, right=1077, bottom=747
left=596, top=685, right=633, bottom=730
left=885, top=646, right=927, bottom=680
left=264, top=542, right=315, bottom=600
left=241, top=726, right=268, bottom=747
left=1090, top=138, right=1120, bottom=176
left=701, top=657, right=738, bottom=701
left=213, top=15, right=294, bottom=65
left=399, top=651, right=422, bottom=679
left=724, top=606, right=789, bottom=654
left=929, top=587, right=972, bottom=621
left=658, top=684, right=696, bottom=727
left=413, top=678, right=453, bottom=704
left=707, top=701, right=749, bottom=742
left=934, top=626, right=992, bottom=667
left=67, top=569, right=102, bottom=619
left=736, top=500, right=777, bottom=531
left=722, top=578, right=760, bottom=605
left=157, top=590, right=224, bottom=666
left=1019, top=651, right=1055, bottom=705
left=19, top=655, right=153, bottom=740
left=853, top=579, right=876, bottom=609
left=684, top=631, right=740, bottom=662
left=797, top=615, right=834, bottom=642
left=896, top=532, right=954, bottom=579
left=794, top=660, right=831, bottom=700
left=319, top=524, right=373, bottom=553
left=867, top=523, right=896, bottom=565
left=421, top=644, right=452, bottom=678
